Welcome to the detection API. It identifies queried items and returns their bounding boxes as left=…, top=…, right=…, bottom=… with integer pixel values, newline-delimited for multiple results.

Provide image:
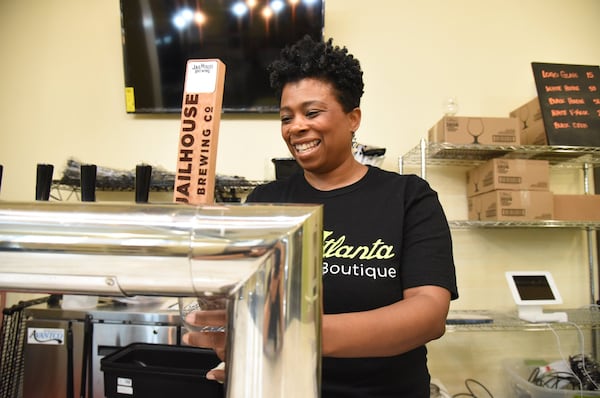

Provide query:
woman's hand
left=182, top=309, right=227, bottom=382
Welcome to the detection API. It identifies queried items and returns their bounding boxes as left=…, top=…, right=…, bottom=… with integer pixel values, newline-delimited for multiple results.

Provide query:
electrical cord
left=525, top=322, right=600, bottom=395
left=550, top=321, right=600, bottom=390
left=546, top=321, right=585, bottom=391
left=451, top=378, right=494, bottom=398
left=570, top=353, right=600, bottom=391
left=436, top=315, right=600, bottom=397
left=528, top=366, right=580, bottom=390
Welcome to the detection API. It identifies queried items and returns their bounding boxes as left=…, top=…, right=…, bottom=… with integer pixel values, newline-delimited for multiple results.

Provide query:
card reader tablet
left=505, top=271, right=568, bottom=323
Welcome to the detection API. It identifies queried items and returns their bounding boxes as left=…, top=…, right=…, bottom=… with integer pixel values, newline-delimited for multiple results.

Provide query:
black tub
left=101, top=343, right=224, bottom=397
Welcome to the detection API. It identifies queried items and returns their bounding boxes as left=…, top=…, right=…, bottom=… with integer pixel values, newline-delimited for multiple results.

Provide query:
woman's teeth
left=295, top=140, right=319, bottom=153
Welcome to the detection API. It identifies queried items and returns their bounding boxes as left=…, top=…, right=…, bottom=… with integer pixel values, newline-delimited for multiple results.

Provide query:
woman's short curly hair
left=268, top=35, right=364, bottom=113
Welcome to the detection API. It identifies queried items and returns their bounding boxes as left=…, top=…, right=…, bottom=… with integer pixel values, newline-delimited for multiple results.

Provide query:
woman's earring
left=351, top=132, right=358, bottom=150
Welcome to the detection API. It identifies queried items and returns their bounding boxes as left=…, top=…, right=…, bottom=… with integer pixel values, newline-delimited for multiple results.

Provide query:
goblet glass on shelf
left=443, top=97, right=459, bottom=116
left=467, top=117, right=484, bottom=144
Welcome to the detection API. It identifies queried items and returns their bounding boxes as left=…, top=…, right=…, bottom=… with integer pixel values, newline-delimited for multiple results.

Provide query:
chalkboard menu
left=532, top=62, right=600, bottom=146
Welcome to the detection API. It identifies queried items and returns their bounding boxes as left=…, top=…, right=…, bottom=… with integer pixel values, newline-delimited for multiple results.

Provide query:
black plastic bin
left=101, top=343, right=224, bottom=397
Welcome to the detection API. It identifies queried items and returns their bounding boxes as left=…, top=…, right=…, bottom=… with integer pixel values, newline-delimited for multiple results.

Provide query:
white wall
left=1, top=0, right=599, bottom=395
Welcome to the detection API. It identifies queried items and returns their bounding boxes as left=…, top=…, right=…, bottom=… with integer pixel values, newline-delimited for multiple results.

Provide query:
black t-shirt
left=247, top=166, right=458, bottom=397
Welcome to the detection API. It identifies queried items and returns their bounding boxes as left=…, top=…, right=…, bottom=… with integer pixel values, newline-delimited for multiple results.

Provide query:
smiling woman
left=278, top=78, right=363, bottom=188
left=183, top=35, right=458, bottom=398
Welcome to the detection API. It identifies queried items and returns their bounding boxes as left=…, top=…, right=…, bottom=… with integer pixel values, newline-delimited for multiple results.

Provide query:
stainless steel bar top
left=0, top=201, right=324, bottom=398
left=0, top=201, right=321, bottom=297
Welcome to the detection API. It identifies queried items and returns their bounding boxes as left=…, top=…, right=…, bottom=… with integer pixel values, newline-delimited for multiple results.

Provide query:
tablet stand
left=518, top=305, right=568, bottom=323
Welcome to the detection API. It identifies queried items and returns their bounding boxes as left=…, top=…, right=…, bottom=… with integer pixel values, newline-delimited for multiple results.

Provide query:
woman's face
left=279, top=78, right=361, bottom=174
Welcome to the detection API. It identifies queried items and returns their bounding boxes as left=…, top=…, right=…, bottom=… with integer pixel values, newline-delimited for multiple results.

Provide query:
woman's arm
left=183, top=285, right=451, bottom=381
left=322, top=285, right=450, bottom=358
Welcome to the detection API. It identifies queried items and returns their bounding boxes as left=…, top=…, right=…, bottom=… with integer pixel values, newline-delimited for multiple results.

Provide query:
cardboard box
left=553, top=194, right=600, bottom=221
left=466, top=158, right=550, bottom=197
left=509, top=97, right=547, bottom=145
left=428, top=116, right=520, bottom=145
left=468, top=190, right=554, bottom=221
left=509, top=97, right=543, bottom=130
left=520, top=118, right=547, bottom=145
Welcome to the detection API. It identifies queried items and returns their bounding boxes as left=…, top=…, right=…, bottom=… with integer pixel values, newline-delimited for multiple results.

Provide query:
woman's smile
left=293, top=139, right=321, bottom=155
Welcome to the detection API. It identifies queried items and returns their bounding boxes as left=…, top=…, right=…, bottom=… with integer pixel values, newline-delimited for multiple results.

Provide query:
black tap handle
left=80, top=164, right=97, bottom=202
left=135, top=164, right=152, bottom=203
left=35, top=163, right=54, bottom=201
left=0, top=164, right=3, bottom=194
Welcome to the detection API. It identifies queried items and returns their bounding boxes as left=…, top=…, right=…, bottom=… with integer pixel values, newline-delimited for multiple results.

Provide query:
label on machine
left=26, top=327, right=65, bottom=345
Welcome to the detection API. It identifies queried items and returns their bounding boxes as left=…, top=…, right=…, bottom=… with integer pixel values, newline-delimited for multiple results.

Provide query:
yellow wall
left=1, top=0, right=599, bottom=395
left=1, top=0, right=599, bottom=198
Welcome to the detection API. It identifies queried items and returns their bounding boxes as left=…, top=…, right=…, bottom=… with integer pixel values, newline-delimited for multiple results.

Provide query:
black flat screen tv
left=119, top=0, right=325, bottom=114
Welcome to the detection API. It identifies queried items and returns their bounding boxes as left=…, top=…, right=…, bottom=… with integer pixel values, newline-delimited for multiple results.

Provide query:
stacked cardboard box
left=509, top=97, right=547, bottom=145
left=466, top=159, right=550, bottom=197
left=428, top=116, right=520, bottom=145
left=467, top=159, right=553, bottom=221
left=427, top=97, right=547, bottom=146
left=553, top=195, right=600, bottom=221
